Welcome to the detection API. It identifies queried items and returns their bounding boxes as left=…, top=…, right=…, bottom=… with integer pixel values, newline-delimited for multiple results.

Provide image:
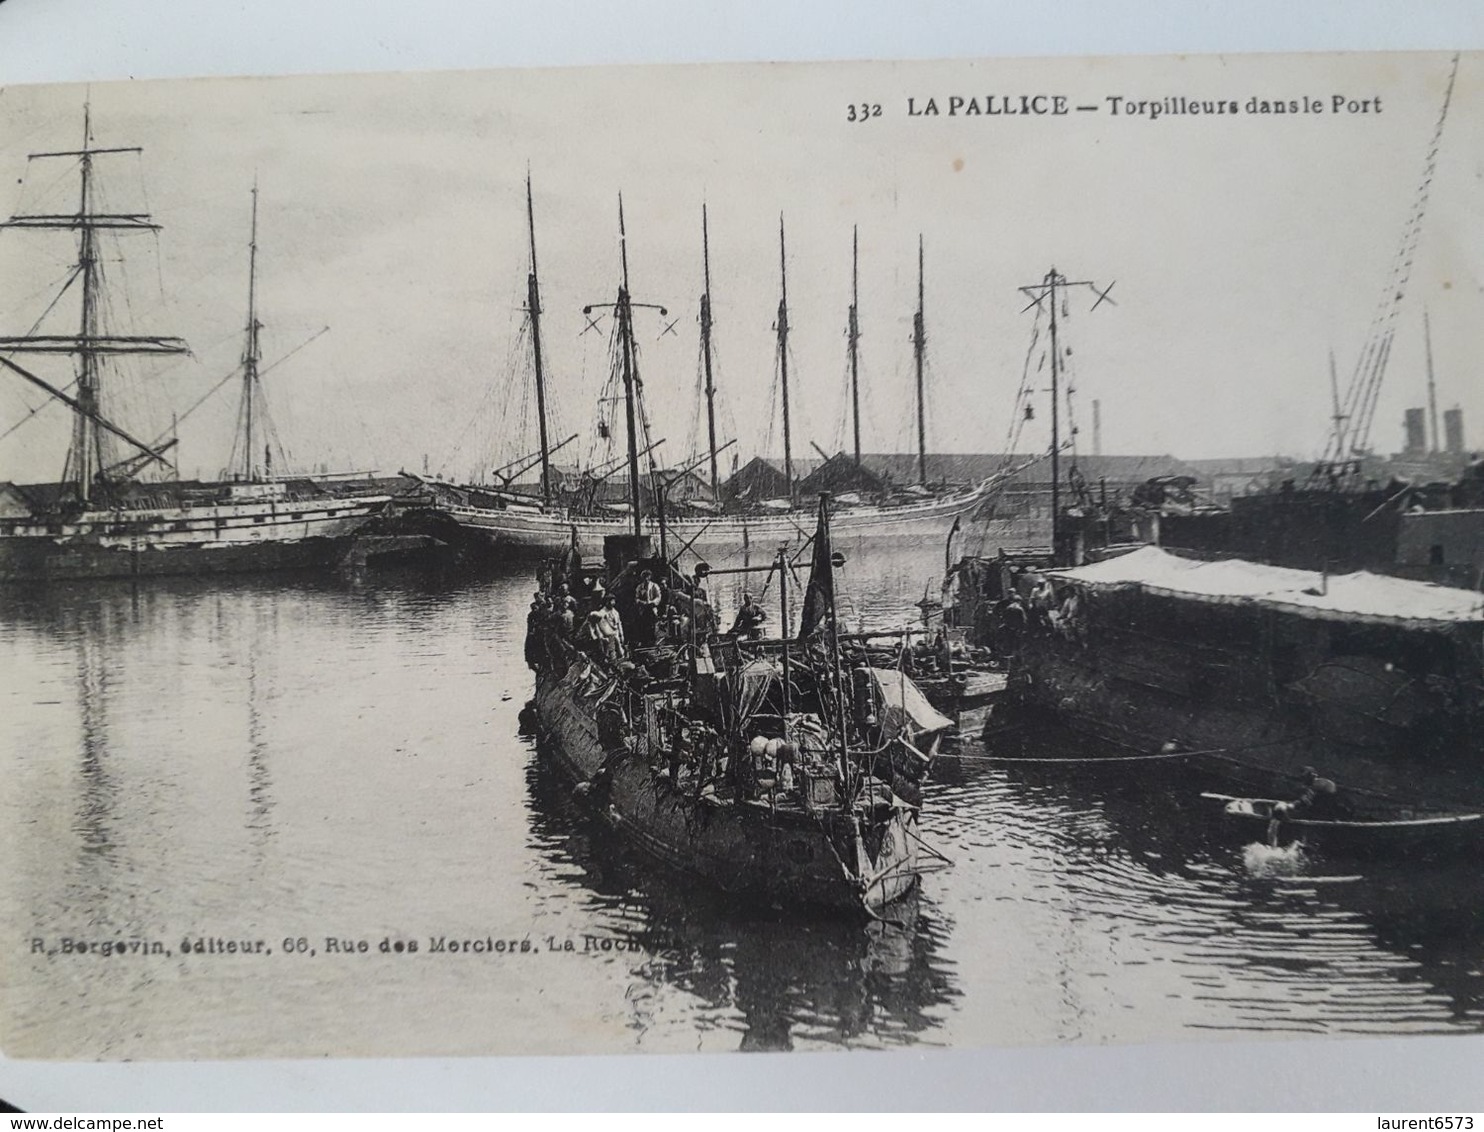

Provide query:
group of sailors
left=983, top=568, right=1086, bottom=656
left=525, top=579, right=624, bottom=669
left=525, top=562, right=772, bottom=673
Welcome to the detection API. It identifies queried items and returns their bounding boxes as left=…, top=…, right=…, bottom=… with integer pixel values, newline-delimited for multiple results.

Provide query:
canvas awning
left=1047, top=545, right=1484, bottom=629
left=865, top=667, right=954, bottom=738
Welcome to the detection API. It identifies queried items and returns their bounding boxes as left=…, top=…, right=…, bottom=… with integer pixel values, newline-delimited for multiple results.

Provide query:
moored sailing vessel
left=427, top=188, right=1028, bottom=558
left=0, top=116, right=394, bottom=582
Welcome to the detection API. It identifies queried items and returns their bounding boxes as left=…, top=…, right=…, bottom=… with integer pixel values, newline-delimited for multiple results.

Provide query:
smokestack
left=1403, top=408, right=1427, bottom=454
left=1093, top=399, right=1102, bottom=457
left=1444, top=407, right=1465, bottom=455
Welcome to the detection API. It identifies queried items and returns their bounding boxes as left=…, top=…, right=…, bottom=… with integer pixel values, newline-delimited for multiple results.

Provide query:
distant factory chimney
left=1444, top=407, right=1465, bottom=455
left=1403, top=407, right=1427, bottom=454
left=1093, top=399, right=1102, bottom=457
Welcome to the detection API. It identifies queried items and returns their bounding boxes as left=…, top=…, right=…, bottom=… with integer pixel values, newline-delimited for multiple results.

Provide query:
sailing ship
left=0, top=115, right=393, bottom=582
left=426, top=187, right=1025, bottom=557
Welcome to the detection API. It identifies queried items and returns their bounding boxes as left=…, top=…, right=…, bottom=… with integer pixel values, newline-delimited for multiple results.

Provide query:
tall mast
left=777, top=544, right=791, bottom=720
left=700, top=205, right=721, bottom=504
left=777, top=214, right=795, bottom=505
left=527, top=174, right=553, bottom=506
left=819, top=494, right=850, bottom=792
left=1047, top=268, right=1062, bottom=555
left=241, top=182, right=262, bottom=482
left=913, top=235, right=928, bottom=485
left=75, top=107, right=102, bottom=496
left=1328, top=347, right=1345, bottom=450
left=0, top=105, right=188, bottom=503
left=1424, top=307, right=1439, bottom=454
left=1018, top=265, right=1113, bottom=561
left=617, top=195, right=643, bottom=536
left=848, top=226, right=861, bottom=466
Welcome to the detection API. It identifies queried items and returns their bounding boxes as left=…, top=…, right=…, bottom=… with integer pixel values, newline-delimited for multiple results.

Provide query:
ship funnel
left=1444, top=407, right=1465, bottom=454
left=1403, top=408, right=1427, bottom=454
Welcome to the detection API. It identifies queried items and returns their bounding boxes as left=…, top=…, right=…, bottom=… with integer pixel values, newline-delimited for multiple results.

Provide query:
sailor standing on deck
left=634, top=569, right=663, bottom=648
left=732, top=591, right=766, bottom=639
left=577, top=610, right=606, bottom=663
left=525, top=594, right=549, bottom=671
left=597, top=594, right=627, bottom=663
left=690, top=563, right=716, bottom=636
left=691, top=563, right=712, bottom=606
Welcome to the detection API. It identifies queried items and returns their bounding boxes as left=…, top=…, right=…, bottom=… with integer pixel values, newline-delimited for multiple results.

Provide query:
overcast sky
left=0, top=50, right=1478, bottom=484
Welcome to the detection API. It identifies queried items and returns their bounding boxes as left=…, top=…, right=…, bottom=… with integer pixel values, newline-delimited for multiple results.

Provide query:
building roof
left=732, top=455, right=825, bottom=478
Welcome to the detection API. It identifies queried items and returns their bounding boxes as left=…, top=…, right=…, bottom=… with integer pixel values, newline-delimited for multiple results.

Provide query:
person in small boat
left=731, top=591, right=766, bottom=639
left=634, top=569, right=663, bottom=648
left=1273, top=767, right=1343, bottom=821
left=1291, top=767, right=1340, bottom=815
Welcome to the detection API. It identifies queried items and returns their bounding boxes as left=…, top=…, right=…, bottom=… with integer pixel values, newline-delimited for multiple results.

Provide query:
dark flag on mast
left=797, top=495, right=839, bottom=640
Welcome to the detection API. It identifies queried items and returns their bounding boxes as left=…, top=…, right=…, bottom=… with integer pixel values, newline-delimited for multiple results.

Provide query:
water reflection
left=939, top=721, right=1484, bottom=1037
left=521, top=755, right=958, bottom=1050
left=2, top=552, right=1483, bottom=1058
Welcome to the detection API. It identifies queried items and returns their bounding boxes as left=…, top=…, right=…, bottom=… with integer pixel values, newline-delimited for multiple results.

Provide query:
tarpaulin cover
left=866, top=667, right=954, bottom=739
left=730, top=656, right=783, bottom=726
left=1048, top=545, right=1484, bottom=628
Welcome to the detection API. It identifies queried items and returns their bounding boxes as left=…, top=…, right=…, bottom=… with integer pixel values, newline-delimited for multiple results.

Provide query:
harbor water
left=3, top=544, right=1483, bottom=1058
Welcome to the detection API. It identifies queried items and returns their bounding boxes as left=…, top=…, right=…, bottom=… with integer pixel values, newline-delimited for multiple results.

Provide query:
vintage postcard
left=1, top=48, right=1481, bottom=1061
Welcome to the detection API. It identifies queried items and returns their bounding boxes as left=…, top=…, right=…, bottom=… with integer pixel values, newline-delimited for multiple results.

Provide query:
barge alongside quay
left=999, top=546, right=1484, bottom=808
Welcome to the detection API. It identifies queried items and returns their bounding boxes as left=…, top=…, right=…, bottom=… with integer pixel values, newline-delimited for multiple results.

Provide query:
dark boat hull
left=1010, top=636, right=1484, bottom=809
left=534, top=662, right=920, bottom=915
left=0, top=532, right=365, bottom=581
left=0, top=492, right=394, bottom=582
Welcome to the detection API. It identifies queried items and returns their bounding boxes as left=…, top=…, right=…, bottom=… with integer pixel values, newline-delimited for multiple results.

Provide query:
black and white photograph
left=2, top=44, right=1483, bottom=1072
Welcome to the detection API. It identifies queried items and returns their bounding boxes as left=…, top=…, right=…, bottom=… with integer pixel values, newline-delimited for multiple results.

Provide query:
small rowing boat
left=1204, top=793, right=1484, bottom=858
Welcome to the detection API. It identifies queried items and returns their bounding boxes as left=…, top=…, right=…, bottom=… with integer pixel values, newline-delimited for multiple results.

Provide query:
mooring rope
left=957, top=737, right=1292, bottom=765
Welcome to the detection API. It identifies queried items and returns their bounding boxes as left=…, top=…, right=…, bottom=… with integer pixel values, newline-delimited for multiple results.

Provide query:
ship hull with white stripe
left=0, top=492, right=390, bottom=582
left=438, top=480, right=1047, bottom=556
